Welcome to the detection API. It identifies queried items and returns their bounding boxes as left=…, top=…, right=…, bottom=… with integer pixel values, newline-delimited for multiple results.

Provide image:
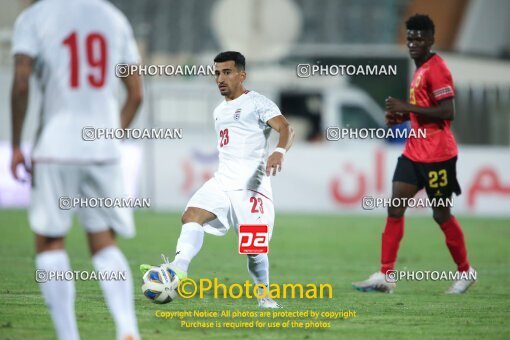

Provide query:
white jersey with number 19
left=213, top=90, right=282, bottom=199
left=11, top=0, right=140, bottom=163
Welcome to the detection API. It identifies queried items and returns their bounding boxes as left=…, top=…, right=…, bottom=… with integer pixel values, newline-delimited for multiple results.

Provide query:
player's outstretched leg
left=141, top=207, right=214, bottom=280
left=35, top=235, right=79, bottom=340
left=432, top=207, right=476, bottom=294
left=352, top=181, right=418, bottom=293
left=247, top=254, right=281, bottom=308
left=167, top=221, right=204, bottom=279
left=89, top=230, right=139, bottom=340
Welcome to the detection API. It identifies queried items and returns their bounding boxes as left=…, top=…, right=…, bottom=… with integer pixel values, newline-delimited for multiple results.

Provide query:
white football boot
left=256, top=286, right=282, bottom=308
left=446, top=267, right=477, bottom=294
left=258, top=297, right=283, bottom=309
left=352, top=271, right=396, bottom=293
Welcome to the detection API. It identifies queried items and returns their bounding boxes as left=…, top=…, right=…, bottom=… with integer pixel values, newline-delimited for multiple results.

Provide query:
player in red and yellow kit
left=353, top=14, right=476, bottom=294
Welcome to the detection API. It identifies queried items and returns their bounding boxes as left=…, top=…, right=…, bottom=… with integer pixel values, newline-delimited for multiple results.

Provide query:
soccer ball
left=141, top=266, right=179, bottom=304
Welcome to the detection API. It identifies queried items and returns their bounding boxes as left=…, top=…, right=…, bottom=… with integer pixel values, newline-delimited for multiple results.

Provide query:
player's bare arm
left=10, top=54, right=33, bottom=181
left=385, top=96, right=455, bottom=120
left=120, top=72, right=143, bottom=129
left=266, top=115, right=294, bottom=176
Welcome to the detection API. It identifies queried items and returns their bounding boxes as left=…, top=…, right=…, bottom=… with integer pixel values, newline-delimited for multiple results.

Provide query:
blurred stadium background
left=1, top=1, right=509, bottom=339
left=0, top=0, right=509, bottom=215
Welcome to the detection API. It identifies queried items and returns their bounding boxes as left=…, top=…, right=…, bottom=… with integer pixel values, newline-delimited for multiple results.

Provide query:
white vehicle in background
left=322, top=87, right=386, bottom=133
left=247, top=66, right=387, bottom=144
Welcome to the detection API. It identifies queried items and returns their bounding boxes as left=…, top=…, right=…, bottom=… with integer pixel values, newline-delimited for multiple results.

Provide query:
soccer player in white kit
left=141, top=51, right=294, bottom=308
left=10, top=1, right=142, bottom=339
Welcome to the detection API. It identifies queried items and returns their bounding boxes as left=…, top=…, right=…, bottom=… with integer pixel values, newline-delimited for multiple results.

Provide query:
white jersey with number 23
left=213, top=90, right=282, bottom=199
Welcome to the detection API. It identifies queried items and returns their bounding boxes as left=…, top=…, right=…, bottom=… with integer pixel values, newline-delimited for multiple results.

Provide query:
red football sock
left=439, top=215, right=470, bottom=272
left=380, top=217, right=404, bottom=274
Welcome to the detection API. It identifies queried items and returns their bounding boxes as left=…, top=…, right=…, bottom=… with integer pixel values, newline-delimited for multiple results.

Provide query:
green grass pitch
left=0, top=209, right=509, bottom=339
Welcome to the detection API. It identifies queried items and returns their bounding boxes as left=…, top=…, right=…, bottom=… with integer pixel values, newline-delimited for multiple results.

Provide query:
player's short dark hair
left=214, top=51, right=246, bottom=71
left=406, top=14, right=435, bottom=35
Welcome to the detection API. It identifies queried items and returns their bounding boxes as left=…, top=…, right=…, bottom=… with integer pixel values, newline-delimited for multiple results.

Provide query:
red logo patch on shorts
left=238, top=224, right=269, bottom=254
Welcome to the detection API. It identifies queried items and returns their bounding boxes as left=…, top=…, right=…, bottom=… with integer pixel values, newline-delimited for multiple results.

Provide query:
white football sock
left=172, top=222, right=204, bottom=272
left=247, top=254, right=269, bottom=286
left=92, top=246, right=139, bottom=340
left=35, top=250, right=79, bottom=340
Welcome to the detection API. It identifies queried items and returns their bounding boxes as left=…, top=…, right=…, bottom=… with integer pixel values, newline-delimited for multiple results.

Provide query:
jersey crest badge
left=234, top=108, right=241, bottom=120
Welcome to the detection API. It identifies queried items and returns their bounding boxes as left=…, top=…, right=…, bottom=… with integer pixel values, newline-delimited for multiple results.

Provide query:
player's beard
left=218, top=84, right=229, bottom=96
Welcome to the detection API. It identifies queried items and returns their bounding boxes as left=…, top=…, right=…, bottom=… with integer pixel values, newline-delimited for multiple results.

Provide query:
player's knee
left=181, top=208, right=201, bottom=225
left=87, top=230, right=116, bottom=255
left=433, top=209, right=451, bottom=225
left=387, top=206, right=405, bottom=218
left=181, top=212, right=191, bottom=225
left=35, top=234, right=65, bottom=254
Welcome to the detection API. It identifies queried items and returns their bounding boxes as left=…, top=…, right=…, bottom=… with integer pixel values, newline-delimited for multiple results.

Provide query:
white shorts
left=186, top=178, right=275, bottom=237
left=29, top=162, right=134, bottom=238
